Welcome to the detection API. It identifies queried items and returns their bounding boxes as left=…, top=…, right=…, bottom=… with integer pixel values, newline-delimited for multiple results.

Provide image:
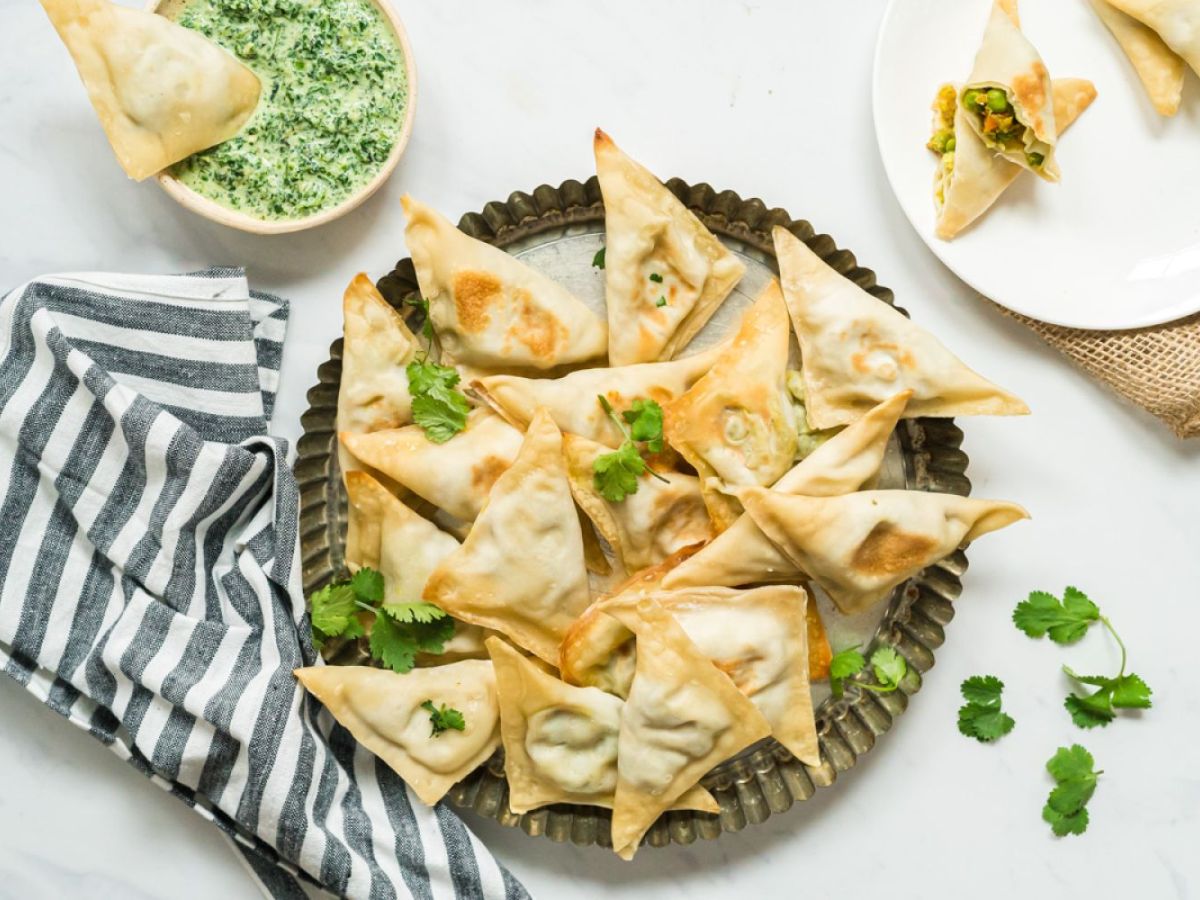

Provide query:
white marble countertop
left=2, top=1, right=1199, bottom=898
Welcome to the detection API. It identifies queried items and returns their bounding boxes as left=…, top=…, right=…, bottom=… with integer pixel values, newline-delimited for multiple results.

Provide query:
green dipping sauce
left=168, top=0, right=409, bottom=221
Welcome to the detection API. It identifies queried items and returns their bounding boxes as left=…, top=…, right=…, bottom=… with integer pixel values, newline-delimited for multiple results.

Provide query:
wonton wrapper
left=563, top=433, right=713, bottom=574
left=340, top=409, right=523, bottom=523
left=594, top=129, right=745, bottom=366
left=658, top=586, right=819, bottom=767
left=737, top=487, right=1029, bottom=614
left=934, top=79, right=1097, bottom=240
left=486, top=637, right=718, bottom=815
left=1107, top=0, right=1200, bottom=78
left=40, top=0, right=260, bottom=181
left=401, top=196, right=607, bottom=370
left=1091, top=0, right=1185, bottom=115
left=663, top=391, right=910, bottom=590
left=337, top=275, right=421, bottom=480
left=663, top=281, right=799, bottom=530
left=423, top=410, right=592, bottom=664
left=294, top=661, right=499, bottom=806
left=473, top=339, right=726, bottom=450
left=774, top=227, right=1028, bottom=428
left=604, top=596, right=772, bottom=858
left=962, top=0, right=1059, bottom=181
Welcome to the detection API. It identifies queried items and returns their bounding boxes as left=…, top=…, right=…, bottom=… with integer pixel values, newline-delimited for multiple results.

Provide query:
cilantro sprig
left=1014, top=587, right=1152, bottom=729
left=957, top=675, right=1015, bottom=743
left=828, top=644, right=908, bottom=698
left=591, top=395, right=668, bottom=502
left=421, top=700, right=466, bottom=736
left=1043, top=744, right=1101, bottom=837
left=309, top=566, right=454, bottom=674
left=407, top=357, right=470, bottom=444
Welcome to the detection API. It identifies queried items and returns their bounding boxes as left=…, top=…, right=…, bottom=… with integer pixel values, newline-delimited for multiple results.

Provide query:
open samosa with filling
left=594, top=129, right=745, bottom=366
left=735, top=487, right=1028, bottom=615
left=929, top=78, right=1097, bottom=240
left=1106, top=0, right=1200, bottom=78
left=473, top=339, right=725, bottom=449
left=663, top=281, right=799, bottom=530
left=341, top=409, right=523, bottom=523
left=423, top=409, right=592, bottom=664
left=775, top=227, right=1028, bottom=428
left=1090, top=0, right=1185, bottom=116
left=663, top=391, right=910, bottom=590
left=486, top=637, right=718, bottom=815
left=960, top=0, right=1059, bottom=181
left=563, top=433, right=712, bottom=574
left=401, top=196, right=607, bottom=371
left=294, top=661, right=499, bottom=806
left=337, top=275, right=421, bottom=479
left=39, top=0, right=260, bottom=181
left=604, top=596, right=771, bottom=859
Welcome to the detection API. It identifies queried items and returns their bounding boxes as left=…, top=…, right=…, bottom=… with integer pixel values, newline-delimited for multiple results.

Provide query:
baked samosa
left=39, top=0, right=260, bottom=181
left=423, top=410, right=592, bottom=664
left=1107, top=0, right=1200, bottom=78
left=486, top=637, right=718, bottom=815
left=594, top=129, right=745, bottom=366
left=930, top=79, right=1098, bottom=240
left=663, top=281, right=799, bottom=530
left=401, top=196, right=607, bottom=371
left=736, top=487, right=1029, bottom=614
left=662, top=391, right=910, bottom=590
left=473, top=339, right=726, bottom=449
left=961, top=0, right=1059, bottom=180
left=563, top=433, right=712, bottom=574
left=774, top=227, right=1028, bottom=428
left=1090, top=0, right=1185, bottom=115
left=294, top=661, right=499, bottom=806
left=340, top=409, right=523, bottom=523
left=605, top=596, right=771, bottom=859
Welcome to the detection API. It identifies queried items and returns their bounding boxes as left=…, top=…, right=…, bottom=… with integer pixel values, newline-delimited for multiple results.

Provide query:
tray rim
left=294, top=174, right=973, bottom=852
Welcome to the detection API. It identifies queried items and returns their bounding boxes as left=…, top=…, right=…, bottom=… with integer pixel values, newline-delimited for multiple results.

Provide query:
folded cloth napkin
left=0, top=269, right=526, bottom=900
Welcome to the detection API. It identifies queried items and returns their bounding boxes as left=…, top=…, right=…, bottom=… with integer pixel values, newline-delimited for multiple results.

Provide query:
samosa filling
left=927, top=84, right=957, bottom=206
left=962, top=87, right=1047, bottom=171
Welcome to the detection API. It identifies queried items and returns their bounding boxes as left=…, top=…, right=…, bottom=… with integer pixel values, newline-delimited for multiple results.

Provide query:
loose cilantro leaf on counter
left=407, top=358, right=470, bottom=444
left=592, top=395, right=669, bottom=501
left=1063, top=668, right=1152, bottom=729
left=1013, top=587, right=1099, bottom=644
left=957, top=675, right=1015, bottom=742
left=421, top=700, right=466, bottom=736
left=1042, top=744, right=1101, bottom=837
left=592, top=247, right=606, bottom=269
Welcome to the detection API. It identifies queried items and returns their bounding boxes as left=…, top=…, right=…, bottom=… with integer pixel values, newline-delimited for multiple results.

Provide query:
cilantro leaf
left=406, top=358, right=460, bottom=395
left=829, top=646, right=866, bottom=681
left=622, top=399, right=664, bottom=453
left=421, top=699, right=466, bottom=736
left=592, top=247, right=606, bottom=269
left=1043, top=744, right=1100, bottom=837
left=1063, top=667, right=1152, bottom=729
left=1064, top=692, right=1114, bottom=729
left=407, top=359, right=470, bottom=444
left=403, top=295, right=434, bottom=343
left=648, top=273, right=663, bottom=283
left=380, top=601, right=448, bottom=624
left=655, top=297, right=667, bottom=307
left=1013, top=587, right=1099, bottom=644
left=351, top=568, right=384, bottom=605
left=369, top=608, right=418, bottom=673
left=1109, top=673, right=1152, bottom=709
left=957, top=675, right=1014, bottom=742
left=309, top=583, right=359, bottom=637
left=593, top=441, right=646, bottom=502
left=960, top=675, right=1004, bottom=708
left=870, top=646, right=907, bottom=691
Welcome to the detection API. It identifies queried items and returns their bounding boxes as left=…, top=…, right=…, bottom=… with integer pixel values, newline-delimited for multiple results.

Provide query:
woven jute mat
left=1000, top=307, right=1200, bottom=438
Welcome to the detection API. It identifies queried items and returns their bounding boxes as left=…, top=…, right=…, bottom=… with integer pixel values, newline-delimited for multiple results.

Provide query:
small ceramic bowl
left=149, top=0, right=417, bottom=235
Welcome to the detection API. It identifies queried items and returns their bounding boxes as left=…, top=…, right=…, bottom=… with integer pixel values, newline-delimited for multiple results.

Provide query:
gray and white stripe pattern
left=0, top=270, right=527, bottom=900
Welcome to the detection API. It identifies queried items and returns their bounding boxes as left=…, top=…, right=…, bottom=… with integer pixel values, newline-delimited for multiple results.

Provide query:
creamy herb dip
left=168, top=0, right=408, bottom=221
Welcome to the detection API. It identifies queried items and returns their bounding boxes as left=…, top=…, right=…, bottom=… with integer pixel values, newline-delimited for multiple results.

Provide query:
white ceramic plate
left=873, top=0, right=1200, bottom=330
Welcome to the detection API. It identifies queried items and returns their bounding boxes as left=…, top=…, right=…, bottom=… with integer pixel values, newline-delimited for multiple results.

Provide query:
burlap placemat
left=1001, top=307, right=1200, bottom=438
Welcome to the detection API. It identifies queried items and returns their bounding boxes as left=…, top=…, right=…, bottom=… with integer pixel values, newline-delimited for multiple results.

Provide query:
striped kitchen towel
left=0, top=269, right=526, bottom=900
